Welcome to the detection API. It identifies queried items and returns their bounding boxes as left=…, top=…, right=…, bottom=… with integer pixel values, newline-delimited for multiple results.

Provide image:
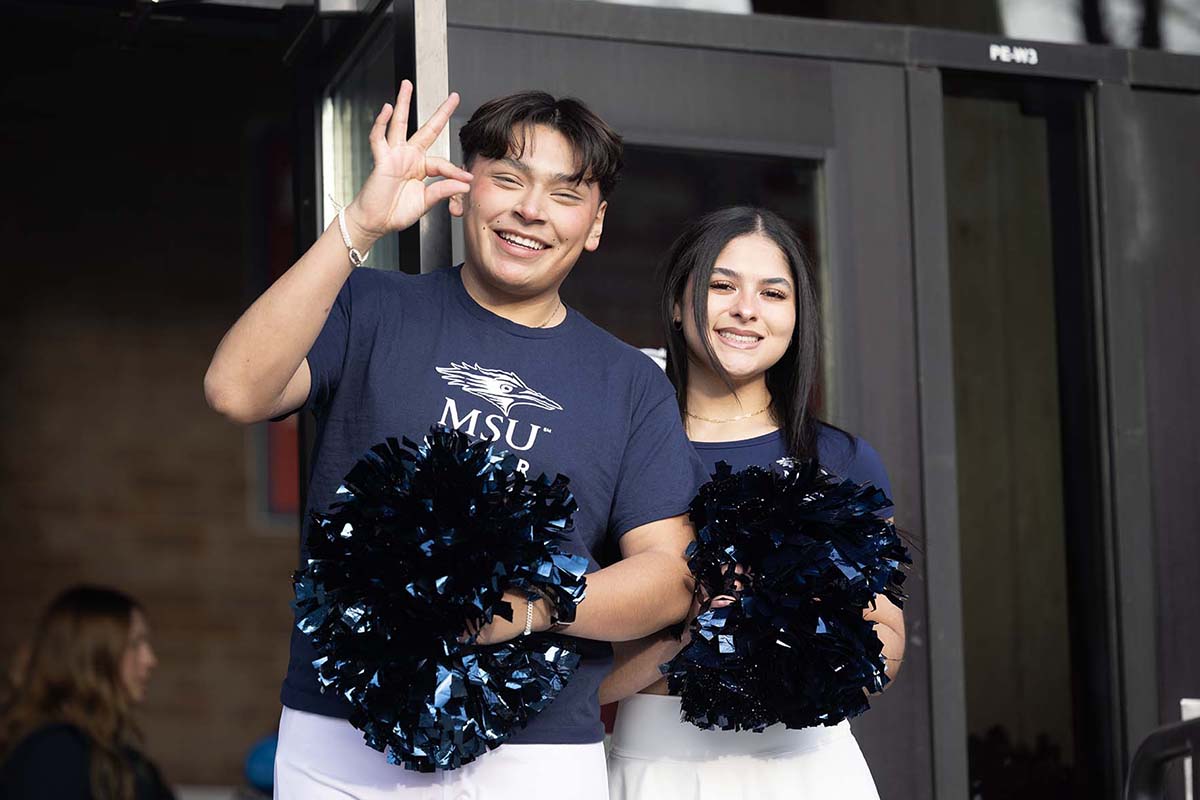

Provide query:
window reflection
left=321, top=17, right=398, bottom=271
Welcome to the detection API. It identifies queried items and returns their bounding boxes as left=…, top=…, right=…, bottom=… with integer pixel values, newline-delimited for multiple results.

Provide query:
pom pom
left=664, top=459, right=910, bottom=732
left=292, top=425, right=588, bottom=771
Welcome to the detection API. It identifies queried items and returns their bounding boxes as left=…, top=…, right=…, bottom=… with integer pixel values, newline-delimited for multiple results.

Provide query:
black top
left=0, top=723, right=174, bottom=800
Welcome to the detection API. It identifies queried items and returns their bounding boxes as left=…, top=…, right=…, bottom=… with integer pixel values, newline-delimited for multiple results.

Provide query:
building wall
left=0, top=10, right=299, bottom=786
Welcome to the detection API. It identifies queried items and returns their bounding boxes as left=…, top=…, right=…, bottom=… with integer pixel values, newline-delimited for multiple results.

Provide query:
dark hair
left=459, top=91, right=623, bottom=198
left=658, top=206, right=848, bottom=462
left=1, top=586, right=144, bottom=800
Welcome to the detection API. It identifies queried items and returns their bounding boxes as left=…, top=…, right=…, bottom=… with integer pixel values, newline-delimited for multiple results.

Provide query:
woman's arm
left=867, top=511, right=906, bottom=685
left=600, top=630, right=684, bottom=705
left=865, top=592, right=905, bottom=685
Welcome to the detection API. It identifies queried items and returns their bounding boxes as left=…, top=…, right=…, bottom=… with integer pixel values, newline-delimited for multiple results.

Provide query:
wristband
left=337, top=207, right=370, bottom=267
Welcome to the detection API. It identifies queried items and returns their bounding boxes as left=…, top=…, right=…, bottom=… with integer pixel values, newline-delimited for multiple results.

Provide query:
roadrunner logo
left=436, top=362, right=563, bottom=417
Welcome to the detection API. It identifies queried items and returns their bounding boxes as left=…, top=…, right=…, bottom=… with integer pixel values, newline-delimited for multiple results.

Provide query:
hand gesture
left=345, top=80, right=474, bottom=241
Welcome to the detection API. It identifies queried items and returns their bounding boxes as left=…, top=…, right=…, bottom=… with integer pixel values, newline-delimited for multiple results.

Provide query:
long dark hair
left=659, top=206, right=841, bottom=461
left=1, top=586, right=144, bottom=800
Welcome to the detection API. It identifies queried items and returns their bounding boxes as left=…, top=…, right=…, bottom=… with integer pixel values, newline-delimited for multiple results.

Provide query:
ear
left=583, top=199, right=607, bottom=253
left=448, top=191, right=466, bottom=218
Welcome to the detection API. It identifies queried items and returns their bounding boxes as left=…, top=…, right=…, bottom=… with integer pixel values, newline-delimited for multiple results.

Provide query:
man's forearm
left=206, top=84, right=472, bottom=425
left=477, top=550, right=692, bottom=645
left=566, top=549, right=692, bottom=641
left=474, top=516, right=697, bottom=647
left=204, top=220, right=371, bottom=423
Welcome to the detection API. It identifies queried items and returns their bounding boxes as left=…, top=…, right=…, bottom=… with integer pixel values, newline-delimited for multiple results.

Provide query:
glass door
left=939, top=74, right=1115, bottom=800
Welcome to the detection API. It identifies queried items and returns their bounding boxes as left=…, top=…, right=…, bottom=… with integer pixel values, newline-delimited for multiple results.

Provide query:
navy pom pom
left=664, top=459, right=909, bottom=732
left=292, top=425, right=587, bottom=771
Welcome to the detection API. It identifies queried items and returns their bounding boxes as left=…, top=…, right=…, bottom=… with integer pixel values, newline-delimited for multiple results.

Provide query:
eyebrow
left=712, top=266, right=793, bottom=287
left=496, top=157, right=584, bottom=188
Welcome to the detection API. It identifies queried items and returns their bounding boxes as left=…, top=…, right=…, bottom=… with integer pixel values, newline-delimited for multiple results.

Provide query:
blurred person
left=601, top=206, right=905, bottom=800
left=0, top=585, right=173, bottom=800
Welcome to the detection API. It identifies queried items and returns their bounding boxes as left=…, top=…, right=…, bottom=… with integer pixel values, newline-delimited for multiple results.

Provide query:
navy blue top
left=0, top=723, right=174, bottom=800
left=690, top=425, right=894, bottom=518
left=283, top=265, right=707, bottom=744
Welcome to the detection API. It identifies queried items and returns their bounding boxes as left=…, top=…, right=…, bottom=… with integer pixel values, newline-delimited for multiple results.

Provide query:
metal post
left=906, top=66, right=971, bottom=800
left=395, top=0, right=451, bottom=273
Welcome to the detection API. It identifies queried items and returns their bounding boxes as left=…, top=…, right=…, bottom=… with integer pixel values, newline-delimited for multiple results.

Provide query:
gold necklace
left=685, top=403, right=771, bottom=424
left=537, top=298, right=562, bottom=328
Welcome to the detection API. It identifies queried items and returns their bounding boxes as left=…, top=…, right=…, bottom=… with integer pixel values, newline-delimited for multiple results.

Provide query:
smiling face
left=450, top=124, right=607, bottom=305
left=680, top=232, right=797, bottom=385
left=120, top=608, right=157, bottom=704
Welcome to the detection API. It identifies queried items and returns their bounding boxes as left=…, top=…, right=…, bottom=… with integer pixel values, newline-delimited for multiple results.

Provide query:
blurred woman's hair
left=0, top=585, right=143, bottom=800
left=658, top=205, right=846, bottom=461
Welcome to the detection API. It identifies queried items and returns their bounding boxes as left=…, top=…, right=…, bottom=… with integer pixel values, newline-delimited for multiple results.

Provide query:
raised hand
left=345, top=80, right=474, bottom=243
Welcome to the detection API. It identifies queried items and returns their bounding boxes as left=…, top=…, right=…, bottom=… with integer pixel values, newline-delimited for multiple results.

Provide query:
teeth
left=498, top=232, right=548, bottom=250
left=719, top=331, right=760, bottom=343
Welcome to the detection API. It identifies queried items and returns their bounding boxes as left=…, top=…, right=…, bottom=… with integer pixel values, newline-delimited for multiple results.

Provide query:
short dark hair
left=459, top=91, right=624, bottom=198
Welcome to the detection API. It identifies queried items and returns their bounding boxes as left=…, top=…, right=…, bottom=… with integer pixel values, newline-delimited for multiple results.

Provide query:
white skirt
left=275, top=706, right=609, bottom=800
left=607, top=694, right=880, bottom=800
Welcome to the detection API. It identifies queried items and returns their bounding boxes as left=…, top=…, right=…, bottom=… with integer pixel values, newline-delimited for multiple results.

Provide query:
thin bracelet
left=523, top=598, right=535, bottom=637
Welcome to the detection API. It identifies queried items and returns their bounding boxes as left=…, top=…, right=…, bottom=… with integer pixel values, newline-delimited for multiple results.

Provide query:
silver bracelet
left=523, top=598, right=535, bottom=637
left=337, top=207, right=370, bottom=268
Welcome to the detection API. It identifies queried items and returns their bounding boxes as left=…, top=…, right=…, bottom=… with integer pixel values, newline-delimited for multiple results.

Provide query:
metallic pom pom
left=293, top=426, right=587, bottom=771
left=664, top=459, right=910, bottom=732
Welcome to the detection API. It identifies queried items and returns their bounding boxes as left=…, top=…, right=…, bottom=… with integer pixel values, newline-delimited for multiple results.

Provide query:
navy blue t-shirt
left=282, top=265, right=707, bottom=745
left=690, top=425, right=894, bottom=518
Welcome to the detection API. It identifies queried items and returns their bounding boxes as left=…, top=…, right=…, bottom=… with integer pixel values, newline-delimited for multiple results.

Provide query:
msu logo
left=436, top=362, right=562, bottom=417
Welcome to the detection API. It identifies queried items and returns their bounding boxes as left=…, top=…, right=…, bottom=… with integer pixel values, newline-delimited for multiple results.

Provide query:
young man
left=204, top=82, right=706, bottom=798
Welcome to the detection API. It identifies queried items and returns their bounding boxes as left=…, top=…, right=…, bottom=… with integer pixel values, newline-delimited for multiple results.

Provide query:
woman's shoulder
left=1, top=722, right=92, bottom=798
left=816, top=423, right=891, bottom=493
left=6, top=721, right=89, bottom=758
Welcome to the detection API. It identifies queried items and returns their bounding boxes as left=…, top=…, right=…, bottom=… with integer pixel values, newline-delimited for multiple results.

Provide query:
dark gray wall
left=1100, top=89, right=1200, bottom=729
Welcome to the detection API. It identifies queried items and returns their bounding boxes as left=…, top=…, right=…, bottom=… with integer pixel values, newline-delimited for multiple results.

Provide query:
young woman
left=0, top=586, right=173, bottom=800
left=603, top=206, right=905, bottom=800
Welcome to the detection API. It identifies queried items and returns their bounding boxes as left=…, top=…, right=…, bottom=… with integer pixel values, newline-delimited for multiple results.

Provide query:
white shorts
left=607, top=694, right=880, bottom=800
left=274, top=706, right=609, bottom=800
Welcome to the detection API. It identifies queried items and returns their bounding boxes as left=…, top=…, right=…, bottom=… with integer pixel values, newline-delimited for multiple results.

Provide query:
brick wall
left=0, top=9, right=300, bottom=786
